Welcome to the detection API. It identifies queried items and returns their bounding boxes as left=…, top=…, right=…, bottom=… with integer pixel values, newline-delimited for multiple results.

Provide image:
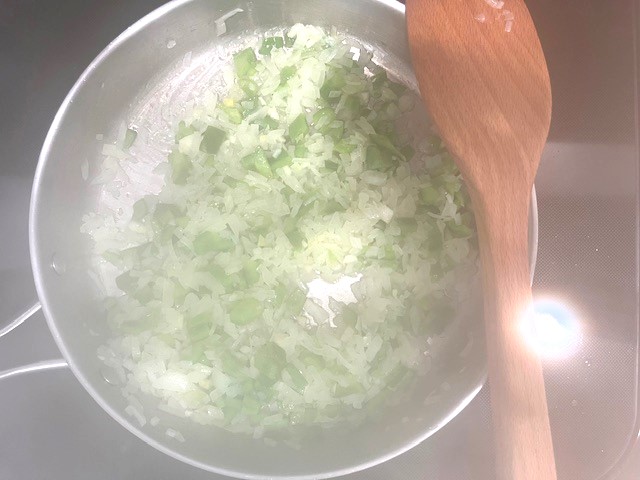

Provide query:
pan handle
left=0, top=302, right=42, bottom=339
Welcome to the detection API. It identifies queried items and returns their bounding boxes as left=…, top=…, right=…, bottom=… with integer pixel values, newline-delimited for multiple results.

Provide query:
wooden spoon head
left=406, top=0, right=551, bottom=196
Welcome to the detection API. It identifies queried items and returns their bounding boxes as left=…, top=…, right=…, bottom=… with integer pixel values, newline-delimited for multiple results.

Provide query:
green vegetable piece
left=172, top=280, right=188, bottom=306
left=389, top=81, right=407, bottom=96
left=200, top=126, right=227, bottom=154
left=269, top=151, right=292, bottom=170
left=242, top=395, right=261, bottom=416
left=229, top=297, right=263, bottom=325
left=338, top=95, right=362, bottom=120
left=220, top=104, right=243, bottom=124
left=323, top=199, right=345, bottom=215
left=259, top=36, right=284, bottom=55
left=102, top=250, right=121, bottom=265
left=335, top=382, right=365, bottom=397
left=289, top=114, right=309, bottom=142
left=234, top=47, right=257, bottom=77
left=175, top=121, right=195, bottom=142
left=324, top=160, right=339, bottom=172
left=242, top=148, right=272, bottom=177
left=131, top=198, right=148, bottom=222
left=253, top=150, right=273, bottom=178
left=183, top=342, right=206, bottom=363
left=320, top=72, right=346, bottom=99
left=365, top=144, right=396, bottom=172
left=285, top=364, right=308, bottom=393
left=397, top=218, right=418, bottom=235
left=238, top=77, right=259, bottom=97
left=115, top=271, right=136, bottom=294
left=294, top=145, right=308, bottom=157
left=334, top=139, right=356, bottom=154
left=242, top=260, right=260, bottom=285
left=427, top=231, right=443, bottom=253
left=132, top=285, right=154, bottom=304
left=312, top=108, right=336, bottom=132
left=328, top=122, right=344, bottom=142
left=285, top=229, right=304, bottom=249
left=186, top=313, right=212, bottom=342
left=123, top=128, right=137, bottom=149
left=280, top=65, right=296, bottom=84
left=370, top=133, right=405, bottom=160
left=341, top=306, right=358, bottom=328
left=222, top=397, right=243, bottom=420
left=193, top=231, right=234, bottom=254
left=263, top=116, right=279, bottom=130
left=152, top=203, right=181, bottom=226
left=401, top=144, right=415, bottom=160
left=169, top=150, right=192, bottom=185
left=372, top=70, right=388, bottom=89
left=284, top=32, right=296, bottom=47
left=419, top=185, right=441, bottom=206
left=300, top=349, right=325, bottom=369
left=208, top=264, right=235, bottom=290
left=448, top=223, right=473, bottom=238
left=386, top=364, right=409, bottom=389
left=254, top=342, right=286, bottom=381
left=222, top=353, right=245, bottom=376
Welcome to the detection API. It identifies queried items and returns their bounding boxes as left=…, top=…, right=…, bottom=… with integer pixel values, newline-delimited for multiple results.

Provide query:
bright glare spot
left=520, top=299, right=580, bottom=358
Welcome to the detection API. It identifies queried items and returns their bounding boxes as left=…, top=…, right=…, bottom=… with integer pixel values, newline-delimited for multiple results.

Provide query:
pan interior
left=30, top=0, right=512, bottom=478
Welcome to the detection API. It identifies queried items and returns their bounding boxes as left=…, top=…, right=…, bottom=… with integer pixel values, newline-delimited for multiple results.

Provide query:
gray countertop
left=1, top=0, right=638, bottom=478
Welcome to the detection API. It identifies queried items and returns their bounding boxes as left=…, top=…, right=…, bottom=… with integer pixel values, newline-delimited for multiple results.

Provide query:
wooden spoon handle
left=475, top=197, right=557, bottom=480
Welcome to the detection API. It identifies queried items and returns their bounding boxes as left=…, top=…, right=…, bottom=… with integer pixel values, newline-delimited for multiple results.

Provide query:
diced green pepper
left=200, top=126, right=227, bottom=154
left=288, top=114, right=309, bottom=142
left=259, top=36, right=285, bottom=55
left=262, top=116, right=279, bottom=130
left=175, top=121, right=195, bottom=143
left=448, top=222, right=473, bottom=238
left=386, top=364, right=409, bottom=389
left=186, top=313, right=212, bottom=342
left=269, top=151, right=292, bottom=170
left=320, top=72, right=346, bottom=99
left=254, top=342, right=286, bottom=381
left=254, top=151, right=273, bottom=178
left=294, top=145, right=308, bottom=157
left=419, top=185, right=441, bottom=206
left=334, top=139, right=356, bottom=154
left=370, top=133, right=405, bottom=160
left=241, top=148, right=272, bottom=178
left=234, top=48, right=258, bottom=77
left=299, top=348, right=325, bottom=369
left=285, top=364, right=308, bottom=393
left=220, top=104, right=243, bottom=124
left=312, top=108, right=336, bottom=133
left=365, top=144, right=396, bottom=172
left=238, top=77, right=259, bottom=97
left=229, top=297, right=263, bottom=325
left=152, top=203, right=182, bottom=226
left=193, top=231, right=235, bottom=254
left=335, top=382, right=365, bottom=397
left=131, top=198, right=148, bottom=222
left=169, top=150, right=192, bottom=184
left=115, top=271, right=136, bottom=294
left=242, top=260, right=260, bottom=285
left=401, top=144, right=415, bottom=160
left=123, top=128, right=137, bottom=149
left=280, top=65, right=296, bottom=85
left=242, top=395, right=262, bottom=416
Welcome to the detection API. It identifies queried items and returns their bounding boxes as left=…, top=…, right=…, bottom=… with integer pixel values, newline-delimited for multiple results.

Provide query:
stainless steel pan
left=28, top=0, right=537, bottom=477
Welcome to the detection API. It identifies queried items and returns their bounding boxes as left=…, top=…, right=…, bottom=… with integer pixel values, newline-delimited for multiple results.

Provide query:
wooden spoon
left=406, top=1, right=555, bottom=479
